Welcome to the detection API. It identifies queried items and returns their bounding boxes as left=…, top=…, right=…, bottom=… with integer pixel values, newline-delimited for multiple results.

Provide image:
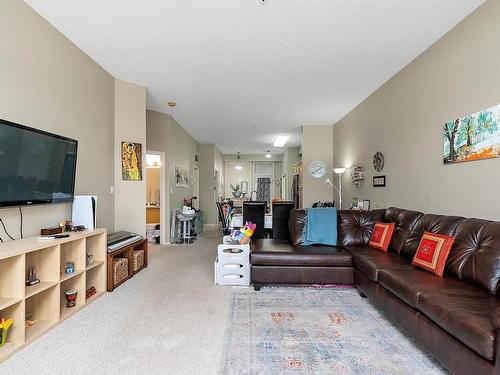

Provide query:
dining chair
left=243, top=201, right=265, bottom=239
left=272, top=201, right=295, bottom=240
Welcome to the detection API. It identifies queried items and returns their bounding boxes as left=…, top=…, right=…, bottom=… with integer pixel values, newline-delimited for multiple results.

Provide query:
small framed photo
left=351, top=197, right=359, bottom=210
left=362, top=199, right=371, bottom=211
left=373, top=175, right=386, bottom=187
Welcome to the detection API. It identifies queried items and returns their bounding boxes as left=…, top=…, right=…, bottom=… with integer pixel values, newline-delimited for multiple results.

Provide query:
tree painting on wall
left=443, top=103, right=500, bottom=164
left=121, top=142, right=143, bottom=180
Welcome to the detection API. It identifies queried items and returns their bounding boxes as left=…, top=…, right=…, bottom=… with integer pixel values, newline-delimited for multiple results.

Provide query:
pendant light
left=235, top=152, right=243, bottom=170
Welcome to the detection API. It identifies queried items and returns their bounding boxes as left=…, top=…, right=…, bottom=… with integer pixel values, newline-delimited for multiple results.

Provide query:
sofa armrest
left=491, top=307, right=500, bottom=330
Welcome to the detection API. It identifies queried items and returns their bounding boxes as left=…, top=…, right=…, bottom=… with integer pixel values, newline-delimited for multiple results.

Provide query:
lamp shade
left=333, top=167, right=346, bottom=174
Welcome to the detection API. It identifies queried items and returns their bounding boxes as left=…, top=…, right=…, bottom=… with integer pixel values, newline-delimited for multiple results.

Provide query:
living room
left=1, top=0, right=499, bottom=374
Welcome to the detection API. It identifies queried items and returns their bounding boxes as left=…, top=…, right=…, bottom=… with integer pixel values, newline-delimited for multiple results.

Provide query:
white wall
left=114, top=79, right=146, bottom=235
left=331, top=0, right=500, bottom=220
left=0, top=0, right=115, bottom=238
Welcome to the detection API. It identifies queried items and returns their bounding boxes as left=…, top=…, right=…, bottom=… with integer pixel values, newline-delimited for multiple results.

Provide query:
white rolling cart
left=215, top=236, right=250, bottom=286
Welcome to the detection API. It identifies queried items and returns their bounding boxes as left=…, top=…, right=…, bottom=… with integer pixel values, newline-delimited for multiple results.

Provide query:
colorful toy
left=229, top=222, right=256, bottom=244
left=0, top=318, right=14, bottom=347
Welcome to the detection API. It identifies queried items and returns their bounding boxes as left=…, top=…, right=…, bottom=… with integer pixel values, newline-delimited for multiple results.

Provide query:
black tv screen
left=0, top=119, right=78, bottom=207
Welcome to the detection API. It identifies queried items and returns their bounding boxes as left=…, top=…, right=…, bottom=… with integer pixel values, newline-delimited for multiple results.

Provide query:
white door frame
left=146, top=150, right=167, bottom=245
left=193, top=164, right=200, bottom=210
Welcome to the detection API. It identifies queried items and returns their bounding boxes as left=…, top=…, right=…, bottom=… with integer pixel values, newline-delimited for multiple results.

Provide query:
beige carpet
left=1, top=227, right=234, bottom=375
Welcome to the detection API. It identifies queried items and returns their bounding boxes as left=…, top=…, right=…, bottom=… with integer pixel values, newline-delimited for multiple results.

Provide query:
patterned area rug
left=221, top=287, right=448, bottom=374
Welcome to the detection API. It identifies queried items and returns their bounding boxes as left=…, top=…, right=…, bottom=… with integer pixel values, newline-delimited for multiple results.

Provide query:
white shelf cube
left=215, top=237, right=250, bottom=286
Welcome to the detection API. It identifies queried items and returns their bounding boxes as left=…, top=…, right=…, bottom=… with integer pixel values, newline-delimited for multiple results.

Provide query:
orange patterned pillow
left=369, top=222, right=395, bottom=252
left=412, top=232, right=455, bottom=276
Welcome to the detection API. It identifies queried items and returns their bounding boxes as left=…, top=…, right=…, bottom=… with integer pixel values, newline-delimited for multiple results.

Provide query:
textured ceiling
left=25, top=0, right=485, bottom=154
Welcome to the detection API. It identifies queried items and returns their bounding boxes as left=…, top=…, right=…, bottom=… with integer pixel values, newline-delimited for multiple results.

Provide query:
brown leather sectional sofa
left=250, top=207, right=500, bottom=375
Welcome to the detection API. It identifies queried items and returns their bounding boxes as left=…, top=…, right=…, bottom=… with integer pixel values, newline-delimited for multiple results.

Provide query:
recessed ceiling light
left=168, top=101, right=176, bottom=107
left=273, top=136, right=289, bottom=148
left=265, top=151, right=272, bottom=158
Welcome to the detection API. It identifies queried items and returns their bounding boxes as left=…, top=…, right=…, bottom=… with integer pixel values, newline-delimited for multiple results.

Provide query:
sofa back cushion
left=338, top=209, right=384, bottom=247
left=383, top=207, right=423, bottom=254
left=447, top=218, right=500, bottom=296
left=400, top=213, right=463, bottom=260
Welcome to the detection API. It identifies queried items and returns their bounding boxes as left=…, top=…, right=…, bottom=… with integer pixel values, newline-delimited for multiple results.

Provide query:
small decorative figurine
left=86, top=253, right=94, bottom=267
left=65, top=289, right=78, bottom=308
left=26, top=266, right=40, bottom=286
left=86, top=286, right=96, bottom=299
left=65, top=262, right=75, bottom=274
left=0, top=318, right=14, bottom=347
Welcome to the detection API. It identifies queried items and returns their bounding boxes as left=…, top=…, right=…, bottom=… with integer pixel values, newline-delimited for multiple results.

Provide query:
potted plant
left=230, top=184, right=242, bottom=198
left=0, top=318, right=14, bottom=347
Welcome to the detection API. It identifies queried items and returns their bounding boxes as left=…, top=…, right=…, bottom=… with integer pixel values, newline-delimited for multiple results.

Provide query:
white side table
left=215, top=236, right=250, bottom=286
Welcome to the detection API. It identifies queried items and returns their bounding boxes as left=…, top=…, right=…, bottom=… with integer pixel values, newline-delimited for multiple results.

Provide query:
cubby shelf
left=60, top=269, right=85, bottom=283
left=86, top=260, right=104, bottom=271
left=0, top=297, right=23, bottom=311
left=0, top=229, right=107, bottom=363
left=25, top=320, right=54, bottom=342
left=25, top=281, right=58, bottom=299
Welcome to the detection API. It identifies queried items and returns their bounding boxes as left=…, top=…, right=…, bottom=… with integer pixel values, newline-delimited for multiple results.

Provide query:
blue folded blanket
left=303, top=207, right=338, bottom=246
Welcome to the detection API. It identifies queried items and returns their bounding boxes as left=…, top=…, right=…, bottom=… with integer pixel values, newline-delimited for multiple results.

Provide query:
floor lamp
left=325, top=167, right=346, bottom=209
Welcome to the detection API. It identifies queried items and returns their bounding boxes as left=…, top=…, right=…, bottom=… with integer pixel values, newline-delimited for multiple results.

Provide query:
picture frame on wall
left=362, top=199, right=371, bottom=211
left=373, top=175, right=386, bottom=187
left=121, top=142, right=143, bottom=181
left=351, top=197, right=359, bottom=209
left=175, top=167, right=190, bottom=188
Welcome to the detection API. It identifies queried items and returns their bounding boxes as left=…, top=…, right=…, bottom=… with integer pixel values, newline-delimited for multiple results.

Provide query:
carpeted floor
left=1, top=227, right=233, bottom=375
left=221, top=287, right=449, bottom=375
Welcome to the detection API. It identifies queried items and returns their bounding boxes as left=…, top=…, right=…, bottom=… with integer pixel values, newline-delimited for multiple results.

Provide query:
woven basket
left=113, top=258, right=128, bottom=285
left=133, top=250, right=145, bottom=271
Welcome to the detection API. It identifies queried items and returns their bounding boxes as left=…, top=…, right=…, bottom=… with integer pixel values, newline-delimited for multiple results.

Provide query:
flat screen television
left=0, top=119, right=78, bottom=207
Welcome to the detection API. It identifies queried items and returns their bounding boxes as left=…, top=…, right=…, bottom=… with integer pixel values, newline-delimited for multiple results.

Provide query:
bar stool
left=177, top=213, right=195, bottom=244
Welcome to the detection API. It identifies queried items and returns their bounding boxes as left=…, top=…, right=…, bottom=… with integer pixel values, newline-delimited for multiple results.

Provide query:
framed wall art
left=121, top=142, right=142, bottom=181
left=444, top=103, right=500, bottom=164
left=373, top=175, right=386, bottom=187
left=175, top=167, right=190, bottom=188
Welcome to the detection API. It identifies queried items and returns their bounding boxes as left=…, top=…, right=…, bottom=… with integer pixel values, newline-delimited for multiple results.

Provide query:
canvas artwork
left=175, top=167, right=190, bottom=188
left=121, top=142, right=142, bottom=181
left=443, top=103, right=500, bottom=164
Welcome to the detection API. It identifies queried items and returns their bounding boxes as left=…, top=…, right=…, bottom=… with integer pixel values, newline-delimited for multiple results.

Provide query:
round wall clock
left=373, top=151, right=384, bottom=172
left=307, top=160, right=327, bottom=180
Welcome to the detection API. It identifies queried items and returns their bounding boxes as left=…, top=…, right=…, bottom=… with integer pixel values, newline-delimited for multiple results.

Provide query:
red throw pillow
left=369, top=222, right=395, bottom=252
left=412, top=232, right=455, bottom=276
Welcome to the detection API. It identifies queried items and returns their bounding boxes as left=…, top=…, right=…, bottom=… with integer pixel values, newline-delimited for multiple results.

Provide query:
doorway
left=146, top=151, right=167, bottom=244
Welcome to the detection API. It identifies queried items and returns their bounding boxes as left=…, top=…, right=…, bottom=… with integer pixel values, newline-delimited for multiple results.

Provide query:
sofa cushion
left=338, top=209, right=385, bottom=247
left=399, top=213, right=463, bottom=261
left=378, top=268, right=479, bottom=308
left=368, top=222, right=395, bottom=251
left=447, top=218, right=500, bottom=296
left=411, top=232, right=455, bottom=276
left=383, top=207, right=423, bottom=254
left=289, top=209, right=307, bottom=246
left=418, top=291, right=500, bottom=360
left=345, top=246, right=412, bottom=282
left=250, top=239, right=352, bottom=267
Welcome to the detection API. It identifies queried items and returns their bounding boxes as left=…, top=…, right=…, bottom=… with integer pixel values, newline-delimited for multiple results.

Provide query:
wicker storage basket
left=133, top=250, right=145, bottom=271
left=113, top=257, right=128, bottom=285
